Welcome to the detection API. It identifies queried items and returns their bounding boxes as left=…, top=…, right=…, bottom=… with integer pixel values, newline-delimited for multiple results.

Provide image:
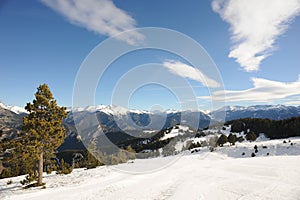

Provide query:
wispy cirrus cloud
left=41, top=0, right=144, bottom=45
left=199, top=75, right=300, bottom=103
left=212, top=0, right=300, bottom=71
left=285, top=100, right=300, bottom=106
left=162, top=60, right=220, bottom=88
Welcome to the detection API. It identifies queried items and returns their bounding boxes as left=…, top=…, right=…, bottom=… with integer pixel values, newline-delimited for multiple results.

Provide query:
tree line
left=226, top=117, right=300, bottom=139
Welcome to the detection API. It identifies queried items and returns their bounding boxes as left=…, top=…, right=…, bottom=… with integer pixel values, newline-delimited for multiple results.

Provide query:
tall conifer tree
left=23, top=84, right=67, bottom=185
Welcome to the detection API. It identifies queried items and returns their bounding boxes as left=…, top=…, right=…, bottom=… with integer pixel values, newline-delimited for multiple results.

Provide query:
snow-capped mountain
left=0, top=102, right=27, bottom=114
left=0, top=104, right=23, bottom=141
left=70, top=104, right=107, bottom=113
left=68, top=105, right=211, bottom=134
left=71, top=105, right=166, bottom=116
left=2, top=102, right=300, bottom=133
left=210, top=104, right=300, bottom=121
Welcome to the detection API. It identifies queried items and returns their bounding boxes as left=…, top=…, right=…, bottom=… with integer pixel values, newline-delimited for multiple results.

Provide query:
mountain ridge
left=2, top=101, right=299, bottom=117
left=1, top=102, right=300, bottom=141
left=0, top=102, right=27, bottom=115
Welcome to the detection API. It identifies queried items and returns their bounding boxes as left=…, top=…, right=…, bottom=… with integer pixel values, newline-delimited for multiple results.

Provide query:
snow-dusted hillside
left=1, top=121, right=300, bottom=199
left=1, top=152, right=299, bottom=200
left=185, top=124, right=300, bottom=158
left=160, top=125, right=193, bottom=140
left=1, top=123, right=300, bottom=200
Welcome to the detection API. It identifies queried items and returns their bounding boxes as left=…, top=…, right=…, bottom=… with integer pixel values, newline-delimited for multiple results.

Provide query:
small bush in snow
left=195, top=131, right=206, bottom=138
left=188, top=142, right=201, bottom=150
left=191, top=149, right=200, bottom=154
left=56, top=159, right=73, bottom=175
left=0, top=168, right=11, bottom=179
left=246, top=132, right=257, bottom=142
left=228, top=133, right=237, bottom=145
left=217, top=134, right=228, bottom=147
left=237, top=136, right=244, bottom=142
left=20, top=172, right=37, bottom=186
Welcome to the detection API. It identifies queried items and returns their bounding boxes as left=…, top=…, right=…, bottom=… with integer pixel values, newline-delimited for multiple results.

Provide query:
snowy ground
left=1, top=151, right=300, bottom=200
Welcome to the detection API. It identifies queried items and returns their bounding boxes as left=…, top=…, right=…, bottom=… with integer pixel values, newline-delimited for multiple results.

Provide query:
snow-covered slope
left=184, top=123, right=300, bottom=156
left=160, top=125, right=193, bottom=140
left=1, top=153, right=299, bottom=200
left=1, top=120, right=300, bottom=200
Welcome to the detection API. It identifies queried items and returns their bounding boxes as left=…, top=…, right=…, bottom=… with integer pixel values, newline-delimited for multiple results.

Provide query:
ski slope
left=1, top=152, right=300, bottom=200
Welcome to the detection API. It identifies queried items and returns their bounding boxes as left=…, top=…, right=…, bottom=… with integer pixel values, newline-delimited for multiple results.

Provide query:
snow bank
left=1, top=153, right=300, bottom=200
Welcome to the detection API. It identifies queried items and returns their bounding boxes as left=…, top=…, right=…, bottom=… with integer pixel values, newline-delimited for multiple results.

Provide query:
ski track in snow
left=1, top=152, right=300, bottom=200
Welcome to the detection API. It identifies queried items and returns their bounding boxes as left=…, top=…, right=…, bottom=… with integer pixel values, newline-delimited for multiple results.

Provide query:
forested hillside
left=226, top=117, right=300, bottom=139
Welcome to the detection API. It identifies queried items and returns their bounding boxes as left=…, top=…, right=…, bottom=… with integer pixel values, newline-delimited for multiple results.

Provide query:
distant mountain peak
left=223, top=104, right=297, bottom=112
left=211, top=104, right=300, bottom=121
left=0, top=102, right=27, bottom=114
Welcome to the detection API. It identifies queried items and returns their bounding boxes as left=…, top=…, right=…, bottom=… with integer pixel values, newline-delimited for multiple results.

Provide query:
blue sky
left=1, top=0, right=300, bottom=111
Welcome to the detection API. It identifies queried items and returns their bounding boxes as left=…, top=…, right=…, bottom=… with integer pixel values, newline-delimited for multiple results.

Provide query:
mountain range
left=1, top=102, right=300, bottom=164
left=1, top=102, right=300, bottom=143
left=68, top=104, right=300, bottom=131
left=1, top=103, right=300, bottom=128
left=211, top=105, right=300, bottom=121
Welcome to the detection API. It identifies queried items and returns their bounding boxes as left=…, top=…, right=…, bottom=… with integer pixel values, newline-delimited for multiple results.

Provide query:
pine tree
left=22, top=84, right=67, bottom=185
left=246, top=131, right=257, bottom=142
left=0, top=130, right=36, bottom=178
left=217, top=134, right=228, bottom=147
left=228, top=133, right=237, bottom=145
left=126, top=145, right=136, bottom=160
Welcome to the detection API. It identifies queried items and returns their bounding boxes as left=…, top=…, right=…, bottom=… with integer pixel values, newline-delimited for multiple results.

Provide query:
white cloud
left=285, top=100, right=300, bottom=105
left=162, top=60, right=220, bottom=88
left=41, top=0, right=144, bottom=45
left=199, top=75, right=300, bottom=103
left=212, top=0, right=300, bottom=71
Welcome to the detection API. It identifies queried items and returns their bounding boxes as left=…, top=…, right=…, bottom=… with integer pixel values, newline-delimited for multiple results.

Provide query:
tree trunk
left=34, top=160, right=38, bottom=177
left=38, top=152, right=43, bottom=185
